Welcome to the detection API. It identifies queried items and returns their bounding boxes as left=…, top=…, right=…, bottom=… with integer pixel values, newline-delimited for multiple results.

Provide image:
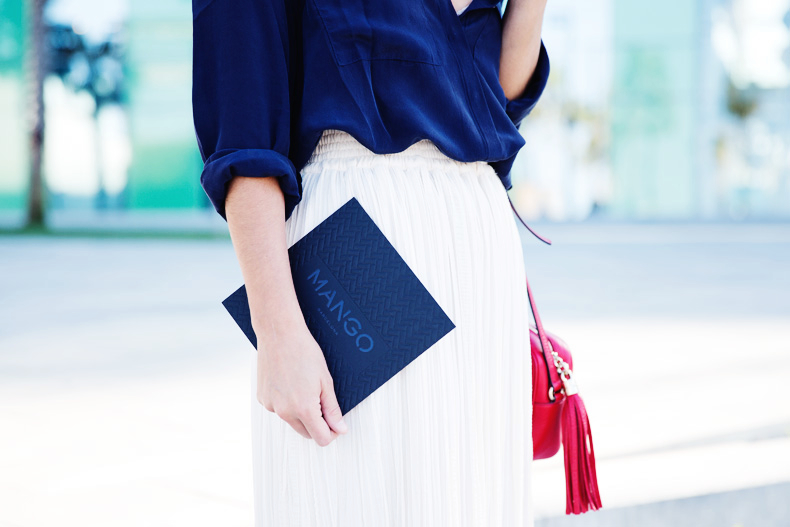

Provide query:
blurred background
left=1, top=0, right=788, bottom=525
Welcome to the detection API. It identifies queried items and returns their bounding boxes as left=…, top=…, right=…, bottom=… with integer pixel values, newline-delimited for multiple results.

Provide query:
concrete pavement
left=1, top=221, right=788, bottom=526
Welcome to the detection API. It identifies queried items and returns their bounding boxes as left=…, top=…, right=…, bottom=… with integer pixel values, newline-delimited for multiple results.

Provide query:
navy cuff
left=200, top=148, right=301, bottom=222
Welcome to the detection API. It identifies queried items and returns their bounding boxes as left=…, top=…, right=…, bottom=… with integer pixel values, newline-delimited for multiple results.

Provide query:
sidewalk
left=1, top=221, right=788, bottom=526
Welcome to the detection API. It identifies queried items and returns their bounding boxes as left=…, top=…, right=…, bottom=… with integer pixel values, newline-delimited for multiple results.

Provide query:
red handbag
left=509, top=196, right=603, bottom=515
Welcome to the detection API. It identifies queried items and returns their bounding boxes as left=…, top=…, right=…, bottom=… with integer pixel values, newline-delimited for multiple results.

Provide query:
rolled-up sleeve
left=191, top=0, right=301, bottom=222
left=503, top=38, right=550, bottom=129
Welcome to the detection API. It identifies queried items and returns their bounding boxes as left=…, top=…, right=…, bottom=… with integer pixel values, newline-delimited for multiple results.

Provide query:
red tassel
left=561, top=393, right=602, bottom=514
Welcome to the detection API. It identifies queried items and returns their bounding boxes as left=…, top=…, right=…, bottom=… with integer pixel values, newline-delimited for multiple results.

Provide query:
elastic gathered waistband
left=303, top=128, right=488, bottom=173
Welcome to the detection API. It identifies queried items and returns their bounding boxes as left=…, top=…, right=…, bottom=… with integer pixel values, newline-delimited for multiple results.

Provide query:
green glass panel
left=611, top=0, right=699, bottom=218
left=125, top=0, right=205, bottom=211
left=0, top=0, right=29, bottom=212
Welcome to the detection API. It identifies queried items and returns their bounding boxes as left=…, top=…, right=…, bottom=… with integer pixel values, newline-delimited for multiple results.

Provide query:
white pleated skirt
left=250, top=128, right=534, bottom=527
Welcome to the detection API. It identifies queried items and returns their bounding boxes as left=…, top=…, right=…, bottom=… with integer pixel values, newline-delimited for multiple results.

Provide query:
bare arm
left=499, top=0, right=548, bottom=101
left=225, top=176, right=349, bottom=445
left=226, top=176, right=303, bottom=339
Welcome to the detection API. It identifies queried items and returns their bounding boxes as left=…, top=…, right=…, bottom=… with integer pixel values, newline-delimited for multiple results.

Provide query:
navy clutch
left=222, top=197, right=456, bottom=415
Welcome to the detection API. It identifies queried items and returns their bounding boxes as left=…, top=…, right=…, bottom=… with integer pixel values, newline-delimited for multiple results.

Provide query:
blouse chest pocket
left=311, top=0, right=442, bottom=66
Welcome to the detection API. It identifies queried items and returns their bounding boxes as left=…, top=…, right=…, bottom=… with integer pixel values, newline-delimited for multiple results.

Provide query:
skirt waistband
left=303, top=128, right=489, bottom=173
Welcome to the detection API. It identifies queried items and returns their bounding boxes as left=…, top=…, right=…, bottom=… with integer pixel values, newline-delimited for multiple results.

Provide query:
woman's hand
left=254, top=316, right=349, bottom=446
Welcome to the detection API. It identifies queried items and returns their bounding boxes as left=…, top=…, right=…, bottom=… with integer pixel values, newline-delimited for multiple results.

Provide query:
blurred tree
left=46, top=23, right=127, bottom=209
left=725, top=79, right=758, bottom=120
left=26, top=0, right=48, bottom=228
left=24, top=6, right=127, bottom=226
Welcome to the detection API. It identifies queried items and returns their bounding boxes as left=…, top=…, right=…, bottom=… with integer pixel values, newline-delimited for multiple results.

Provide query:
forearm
left=499, top=0, right=548, bottom=101
left=225, top=176, right=306, bottom=348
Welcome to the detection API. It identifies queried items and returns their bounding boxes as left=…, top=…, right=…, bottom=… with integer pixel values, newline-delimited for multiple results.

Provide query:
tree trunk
left=26, top=0, right=47, bottom=228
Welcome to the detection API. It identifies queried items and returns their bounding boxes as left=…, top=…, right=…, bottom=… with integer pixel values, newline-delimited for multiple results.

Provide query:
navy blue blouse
left=191, top=0, right=550, bottom=221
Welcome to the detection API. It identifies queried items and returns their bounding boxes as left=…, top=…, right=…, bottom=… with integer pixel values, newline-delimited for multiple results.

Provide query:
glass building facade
left=0, top=0, right=788, bottom=226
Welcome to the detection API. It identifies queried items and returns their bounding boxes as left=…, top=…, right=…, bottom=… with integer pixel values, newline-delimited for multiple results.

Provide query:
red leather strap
left=508, top=193, right=561, bottom=392
left=508, top=194, right=552, bottom=246
left=526, top=275, right=563, bottom=393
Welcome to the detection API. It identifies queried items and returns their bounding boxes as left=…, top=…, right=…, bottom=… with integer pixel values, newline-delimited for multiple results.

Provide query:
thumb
left=320, top=378, right=349, bottom=434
